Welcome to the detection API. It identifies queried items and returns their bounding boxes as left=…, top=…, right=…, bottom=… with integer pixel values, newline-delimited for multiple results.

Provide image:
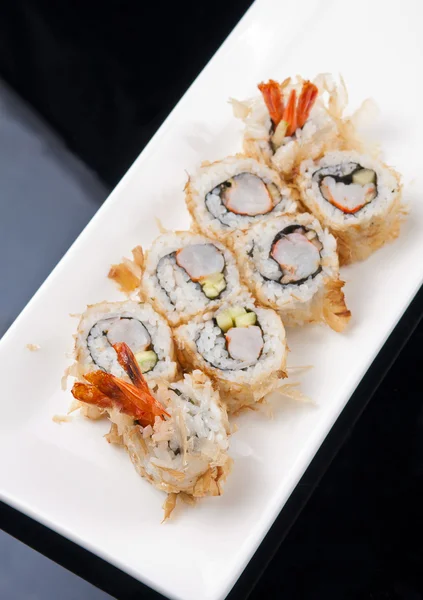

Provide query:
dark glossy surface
left=0, top=1, right=255, bottom=187
left=0, top=81, right=111, bottom=600
left=249, top=303, right=423, bottom=600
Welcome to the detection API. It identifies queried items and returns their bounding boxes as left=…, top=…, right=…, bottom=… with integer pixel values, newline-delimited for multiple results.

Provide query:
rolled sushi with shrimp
left=232, top=74, right=350, bottom=177
left=185, top=155, right=296, bottom=243
left=297, top=150, right=404, bottom=264
left=174, top=295, right=287, bottom=413
left=74, top=301, right=178, bottom=402
left=232, top=213, right=350, bottom=331
left=141, top=231, right=242, bottom=326
left=72, top=343, right=231, bottom=519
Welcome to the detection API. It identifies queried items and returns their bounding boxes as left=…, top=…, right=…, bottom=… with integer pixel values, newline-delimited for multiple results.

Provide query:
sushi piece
left=141, top=231, right=242, bottom=326
left=232, top=74, right=351, bottom=177
left=185, top=155, right=296, bottom=243
left=74, top=301, right=178, bottom=388
left=174, top=295, right=287, bottom=413
left=232, top=213, right=350, bottom=331
left=72, top=343, right=231, bottom=519
left=297, top=150, right=404, bottom=264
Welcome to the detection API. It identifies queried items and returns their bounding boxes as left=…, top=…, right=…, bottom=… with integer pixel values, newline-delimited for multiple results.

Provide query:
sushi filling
left=205, top=172, right=281, bottom=225
left=253, top=225, right=323, bottom=286
left=258, top=79, right=318, bottom=150
left=313, top=162, right=377, bottom=214
left=87, top=317, right=158, bottom=374
left=157, top=244, right=227, bottom=301
left=196, top=307, right=264, bottom=370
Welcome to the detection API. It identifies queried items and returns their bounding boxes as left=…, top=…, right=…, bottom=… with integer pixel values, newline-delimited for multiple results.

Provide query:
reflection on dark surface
left=0, top=1, right=255, bottom=186
left=0, top=80, right=109, bottom=599
left=0, top=81, right=107, bottom=336
left=0, top=531, right=112, bottom=600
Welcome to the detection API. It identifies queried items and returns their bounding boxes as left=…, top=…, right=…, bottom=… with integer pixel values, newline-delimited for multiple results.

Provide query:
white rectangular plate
left=1, top=1, right=422, bottom=599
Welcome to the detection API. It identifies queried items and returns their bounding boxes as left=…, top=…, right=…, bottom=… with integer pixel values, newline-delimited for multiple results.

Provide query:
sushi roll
left=141, top=231, right=242, bottom=326
left=232, top=213, right=350, bottom=331
left=75, top=300, right=178, bottom=384
left=232, top=74, right=349, bottom=177
left=174, top=296, right=287, bottom=413
left=72, top=344, right=231, bottom=519
left=185, top=155, right=296, bottom=243
left=298, top=150, right=404, bottom=264
left=125, top=370, right=231, bottom=508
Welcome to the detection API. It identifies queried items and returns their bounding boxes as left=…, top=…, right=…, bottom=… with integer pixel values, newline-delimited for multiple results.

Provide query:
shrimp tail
left=113, top=341, right=149, bottom=391
left=112, top=342, right=169, bottom=418
left=296, top=81, right=318, bottom=129
left=283, top=90, right=298, bottom=137
left=71, top=382, right=112, bottom=408
left=72, top=342, right=169, bottom=427
left=258, top=80, right=285, bottom=126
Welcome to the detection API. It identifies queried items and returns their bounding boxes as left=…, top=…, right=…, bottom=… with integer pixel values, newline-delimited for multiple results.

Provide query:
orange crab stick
left=321, top=182, right=369, bottom=215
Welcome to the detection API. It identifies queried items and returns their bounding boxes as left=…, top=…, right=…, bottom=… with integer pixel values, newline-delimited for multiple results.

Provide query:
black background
left=0, top=2, right=422, bottom=599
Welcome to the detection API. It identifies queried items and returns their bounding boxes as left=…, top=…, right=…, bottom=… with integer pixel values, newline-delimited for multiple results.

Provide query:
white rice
left=142, top=231, right=242, bottom=326
left=126, top=370, right=230, bottom=489
left=75, top=300, right=178, bottom=381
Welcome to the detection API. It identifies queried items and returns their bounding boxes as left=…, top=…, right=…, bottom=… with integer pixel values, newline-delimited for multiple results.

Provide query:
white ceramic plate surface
left=1, top=0, right=422, bottom=598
